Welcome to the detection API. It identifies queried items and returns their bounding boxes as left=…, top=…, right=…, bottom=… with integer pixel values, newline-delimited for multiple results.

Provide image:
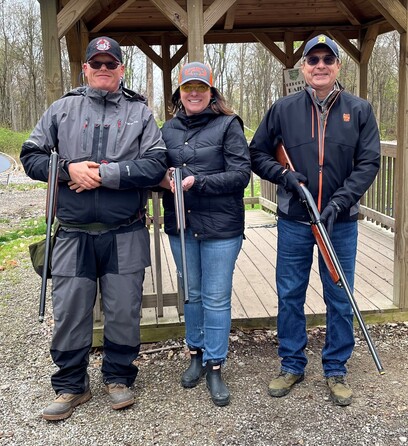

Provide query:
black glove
left=320, top=200, right=341, bottom=237
left=278, top=169, right=308, bottom=202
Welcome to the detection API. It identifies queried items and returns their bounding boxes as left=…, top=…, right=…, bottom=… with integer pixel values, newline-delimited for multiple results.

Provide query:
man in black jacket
left=249, top=34, right=380, bottom=406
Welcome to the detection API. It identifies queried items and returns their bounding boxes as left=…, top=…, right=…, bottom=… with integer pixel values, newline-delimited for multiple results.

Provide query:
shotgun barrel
left=39, top=150, right=59, bottom=322
left=173, top=168, right=189, bottom=303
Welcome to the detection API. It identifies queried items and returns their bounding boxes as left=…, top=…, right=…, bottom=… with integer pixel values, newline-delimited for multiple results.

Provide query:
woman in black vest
left=160, top=62, right=251, bottom=406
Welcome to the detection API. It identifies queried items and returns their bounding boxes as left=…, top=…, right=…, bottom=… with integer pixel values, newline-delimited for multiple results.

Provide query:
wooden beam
left=149, top=0, right=188, bottom=36
left=187, top=0, right=204, bottom=61
left=329, top=30, right=361, bottom=63
left=253, top=32, right=286, bottom=66
left=130, top=36, right=163, bottom=69
left=90, top=0, right=137, bottom=33
left=284, top=31, right=294, bottom=68
left=57, top=0, right=99, bottom=38
left=203, top=0, right=237, bottom=35
left=65, top=22, right=83, bottom=88
left=360, top=24, right=379, bottom=64
left=394, top=24, right=408, bottom=309
left=39, top=0, right=63, bottom=105
left=171, top=41, right=188, bottom=69
left=224, top=2, right=237, bottom=30
left=334, top=0, right=361, bottom=26
left=367, top=0, right=407, bottom=33
left=161, top=34, right=172, bottom=121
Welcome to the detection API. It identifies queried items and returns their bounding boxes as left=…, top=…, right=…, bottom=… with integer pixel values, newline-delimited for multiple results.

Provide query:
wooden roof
left=59, top=0, right=400, bottom=47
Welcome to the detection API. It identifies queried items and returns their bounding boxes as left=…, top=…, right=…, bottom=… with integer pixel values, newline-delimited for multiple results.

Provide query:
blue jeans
left=276, top=218, right=357, bottom=377
left=169, top=230, right=243, bottom=364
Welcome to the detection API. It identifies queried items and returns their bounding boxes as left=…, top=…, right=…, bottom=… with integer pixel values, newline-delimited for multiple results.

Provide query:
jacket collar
left=176, top=107, right=218, bottom=128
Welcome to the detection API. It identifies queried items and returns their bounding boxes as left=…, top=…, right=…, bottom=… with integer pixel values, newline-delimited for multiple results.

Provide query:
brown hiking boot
left=326, top=376, right=353, bottom=406
left=42, top=390, right=92, bottom=421
left=105, top=383, right=134, bottom=410
left=268, top=371, right=304, bottom=397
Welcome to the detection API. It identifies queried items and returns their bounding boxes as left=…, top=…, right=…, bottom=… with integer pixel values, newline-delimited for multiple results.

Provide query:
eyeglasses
left=180, top=83, right=210, bottom=93
left=304, top=55, right=338, bottom=66
left=88, top=60, right=121, bottom=70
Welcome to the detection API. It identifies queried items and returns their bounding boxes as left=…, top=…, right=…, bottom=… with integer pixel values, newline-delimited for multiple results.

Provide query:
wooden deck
left=123, top=209, right=406, bottom=344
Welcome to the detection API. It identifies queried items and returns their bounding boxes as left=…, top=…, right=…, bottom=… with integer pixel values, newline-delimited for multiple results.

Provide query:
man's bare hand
left=68, top=161, right=102, bottom=193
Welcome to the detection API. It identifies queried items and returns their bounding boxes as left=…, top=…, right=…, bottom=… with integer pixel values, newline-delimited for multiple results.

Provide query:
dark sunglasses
left=305, top=55, right=337, bottom=66
left=88, top=60, right=121, bottom=70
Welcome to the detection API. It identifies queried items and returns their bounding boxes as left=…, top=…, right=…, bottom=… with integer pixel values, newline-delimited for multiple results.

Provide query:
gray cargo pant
left=49, top=222, right=150, bottom=394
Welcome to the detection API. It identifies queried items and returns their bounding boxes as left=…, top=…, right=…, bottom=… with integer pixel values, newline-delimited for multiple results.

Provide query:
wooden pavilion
left=37, top=0, right=408, bottom=341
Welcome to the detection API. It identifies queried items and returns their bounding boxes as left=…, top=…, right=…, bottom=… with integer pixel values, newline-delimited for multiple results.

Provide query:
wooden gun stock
left=275, top=142, right=339, bottom=284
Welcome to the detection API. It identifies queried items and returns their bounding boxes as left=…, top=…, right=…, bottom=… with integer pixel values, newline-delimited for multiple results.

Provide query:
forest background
left=0, top=0, right=400, bottom=141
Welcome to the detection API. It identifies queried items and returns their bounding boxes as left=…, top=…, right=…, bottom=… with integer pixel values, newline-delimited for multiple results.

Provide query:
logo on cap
left=95, top=38, right=111, bottom=52
left=184, top=66, right=208, bottom=78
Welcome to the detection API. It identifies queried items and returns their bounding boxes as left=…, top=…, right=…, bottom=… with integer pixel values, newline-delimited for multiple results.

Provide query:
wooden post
left=161, top=35, right=173, bottom=121
left=394, top=25, right=408, bottom=309
left=38, top=0, right=63, bottom=106
left=187, top=0, right=204, bottom=62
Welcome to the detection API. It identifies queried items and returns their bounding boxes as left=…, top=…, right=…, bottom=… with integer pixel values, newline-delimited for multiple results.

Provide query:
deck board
left=137, top=210, right=399, bottom=341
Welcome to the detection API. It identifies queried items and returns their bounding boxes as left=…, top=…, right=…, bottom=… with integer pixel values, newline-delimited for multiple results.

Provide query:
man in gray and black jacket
left=21, top=36, right=167, bottom=420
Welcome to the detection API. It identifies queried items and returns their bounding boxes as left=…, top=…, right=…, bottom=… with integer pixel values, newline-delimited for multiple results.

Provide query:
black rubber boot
left=181, top=348, right=206, bottom=388
left=206, top=360, right=230, bottom=406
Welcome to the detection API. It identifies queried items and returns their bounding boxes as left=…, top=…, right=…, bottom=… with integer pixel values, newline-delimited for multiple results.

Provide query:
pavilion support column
left=187, top=0, right=204, bottom=62
left=161, top=35, right=173, bottom=121
left=394, top=27, right=408, bottom=309
left=39, top=0, right=63, bottom=106
left=358, top=62, right=368, bottom=99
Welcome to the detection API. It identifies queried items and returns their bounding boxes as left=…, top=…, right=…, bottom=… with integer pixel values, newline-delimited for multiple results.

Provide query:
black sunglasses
left=88, top=60, right=121, bottom=70
left=305, top=55, right=337, bottom=66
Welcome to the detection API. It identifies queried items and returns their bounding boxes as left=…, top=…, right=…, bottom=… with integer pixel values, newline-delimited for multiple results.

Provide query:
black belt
left=59, top=215, right=142, bottom=232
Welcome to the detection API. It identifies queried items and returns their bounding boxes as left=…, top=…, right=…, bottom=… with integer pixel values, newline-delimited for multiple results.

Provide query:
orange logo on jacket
left=343, top=113, right=350, bottom=122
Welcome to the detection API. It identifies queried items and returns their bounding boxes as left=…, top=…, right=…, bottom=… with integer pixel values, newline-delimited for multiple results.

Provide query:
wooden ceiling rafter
left=334, top=0, right=362, bottom=26
left=90, top=0, right=137, bottom=33
left=203, top=0, right=237, bottom=35
left=366, top=0, right=407, bottom=33
left=149, top=0, right=188, bottom=36
left=224, top=2, right=237, bottom=30
left=57, top=0, right=98, bottom=39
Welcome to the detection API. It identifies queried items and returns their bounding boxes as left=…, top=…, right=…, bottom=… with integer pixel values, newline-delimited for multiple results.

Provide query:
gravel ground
left=1, top=176, right=408, bottom=446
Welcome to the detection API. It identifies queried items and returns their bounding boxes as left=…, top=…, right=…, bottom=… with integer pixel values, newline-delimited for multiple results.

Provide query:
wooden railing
left=255, top=141, right=396, bottom=231
left=95, top=141, right=396, bottom=328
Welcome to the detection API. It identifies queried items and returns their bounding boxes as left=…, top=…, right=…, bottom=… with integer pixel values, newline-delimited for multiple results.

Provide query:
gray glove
left=278, top=168, right=308, bottom=202
left=320, top=200, right=341, bottom=237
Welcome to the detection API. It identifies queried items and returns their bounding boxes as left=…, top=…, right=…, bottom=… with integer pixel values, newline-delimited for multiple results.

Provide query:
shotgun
left=275, top=142, right=384, bottom=374
left=39, top=150, right=59, bottom=322
left=173, top=168, right=189, bottom=303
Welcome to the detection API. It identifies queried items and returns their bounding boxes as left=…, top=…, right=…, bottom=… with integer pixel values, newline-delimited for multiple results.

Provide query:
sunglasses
left=305, top=55, right=338, bottom=66
left=180, top=83, right=210, bottom=93
left=88, top=60, right=121, bottom=70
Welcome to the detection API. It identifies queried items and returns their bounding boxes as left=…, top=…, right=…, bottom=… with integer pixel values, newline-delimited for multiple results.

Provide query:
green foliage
left=0, top=127, right=30, bottom=162
left=244, top=176, right=261, bottom=210
left=0, top=216, right=46, bottom=270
